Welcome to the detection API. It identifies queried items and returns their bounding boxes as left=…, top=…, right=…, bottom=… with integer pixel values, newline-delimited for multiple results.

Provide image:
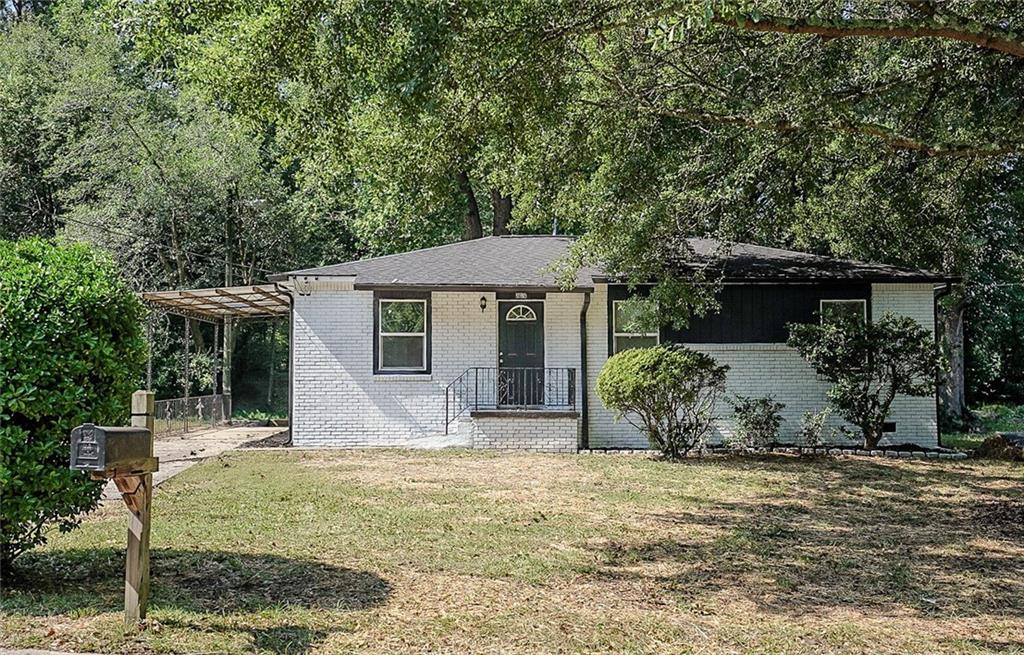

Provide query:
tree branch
left=713, top=13, right=1024, bottom=59
left=648, top=105, right=1022, bottom=158
left=575, top=4, right=1024, bottom=59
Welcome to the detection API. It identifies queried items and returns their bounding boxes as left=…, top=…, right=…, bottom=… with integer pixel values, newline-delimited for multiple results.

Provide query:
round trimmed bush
left=1, top=239, right=146, bottom=574
left=596, top=344, right=729, bottom=459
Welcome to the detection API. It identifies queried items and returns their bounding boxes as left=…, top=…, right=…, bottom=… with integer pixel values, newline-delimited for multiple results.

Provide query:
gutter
left=579, top=291, right=591, bottom=449
left=275, top=281, right=296, bottom=446
left=934, top=281, right=955, bottom=448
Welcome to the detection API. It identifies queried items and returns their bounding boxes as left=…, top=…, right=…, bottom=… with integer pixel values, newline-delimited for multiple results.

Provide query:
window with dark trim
left=612, top=300, right=659, bottom=353
left=820, top=299, right=867, bottom=324
left=374, top=292, right=431, bottom=373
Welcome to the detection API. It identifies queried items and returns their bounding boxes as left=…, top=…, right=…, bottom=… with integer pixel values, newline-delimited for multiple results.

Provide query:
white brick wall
left=586, top=282, right=939, bottom=449
left=871, top=283, right=938, bottom=444
left=292, top=282, right=938, bottom=450
left=291, top=289, right=584, bottom=447
left=292, top=289, right=497, bottom=447
left=471, top=415, right=578, bottom=453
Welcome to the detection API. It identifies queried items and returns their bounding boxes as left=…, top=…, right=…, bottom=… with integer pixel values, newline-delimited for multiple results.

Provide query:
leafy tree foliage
left=787, top=313, right=945, bottom=449
left=0, top=239, right=146, bottom=572
left=1, top=7, right=356, bottom=404
left=0, top=19, right=64, bottom=238
left=1, top=0, right=51, bottom=23
left=116, top=1, right=1024, bottom=406
left=596, top=345, right=728, bottom=459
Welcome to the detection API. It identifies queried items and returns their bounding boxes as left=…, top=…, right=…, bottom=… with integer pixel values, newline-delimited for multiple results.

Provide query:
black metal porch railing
left=444, top=367, right=577, bottom=434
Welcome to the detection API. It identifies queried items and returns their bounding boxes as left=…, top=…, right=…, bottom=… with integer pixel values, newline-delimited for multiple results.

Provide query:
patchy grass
left=946, top=404, right=1024, bottom=452
left=2, top=450, right=1023, bottom=654
left=974, top=404, right=1024, bottom=432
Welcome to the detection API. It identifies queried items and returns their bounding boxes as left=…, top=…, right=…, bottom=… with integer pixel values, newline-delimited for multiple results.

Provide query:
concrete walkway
left=101, top=426, right=286, bottom=500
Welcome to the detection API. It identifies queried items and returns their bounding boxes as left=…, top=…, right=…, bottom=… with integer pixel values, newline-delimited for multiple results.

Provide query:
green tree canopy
left=114, top=0, right=1019, bottom=294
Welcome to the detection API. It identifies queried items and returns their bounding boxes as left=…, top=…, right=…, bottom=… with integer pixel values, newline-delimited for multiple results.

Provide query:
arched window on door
left=505, top=304, right=538, bottom=321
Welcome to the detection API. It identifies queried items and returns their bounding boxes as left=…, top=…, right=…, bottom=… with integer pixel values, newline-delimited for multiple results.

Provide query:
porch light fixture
left=479, top=296, right=487, bottom=312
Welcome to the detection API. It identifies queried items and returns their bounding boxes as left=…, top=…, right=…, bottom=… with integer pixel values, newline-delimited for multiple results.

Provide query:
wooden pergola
left=139, top=284, right=293, bottom=429
left=141, top=284, right=290, bottom=322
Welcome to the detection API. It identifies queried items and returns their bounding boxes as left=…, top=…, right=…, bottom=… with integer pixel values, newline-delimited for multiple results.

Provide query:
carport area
left=139, top=283, right=292, bottom=432
left=110, top=283, right=294, bottom=499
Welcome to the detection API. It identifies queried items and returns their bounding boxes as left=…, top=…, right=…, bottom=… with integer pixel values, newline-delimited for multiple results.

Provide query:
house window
left=820, top=299, right=867, bottom=324
left=378, top=299, right=427, bottom=371
left=505, top=304, right=538, bottom=321
left=612, top=300, right=659, bottom=353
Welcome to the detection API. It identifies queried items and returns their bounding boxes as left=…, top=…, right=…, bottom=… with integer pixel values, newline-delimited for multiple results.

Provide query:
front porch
left=444, top=366, right=580, bottom=453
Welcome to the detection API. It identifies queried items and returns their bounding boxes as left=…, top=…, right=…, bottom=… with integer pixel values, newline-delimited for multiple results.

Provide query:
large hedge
left=0, top=239, right=146, bottom=573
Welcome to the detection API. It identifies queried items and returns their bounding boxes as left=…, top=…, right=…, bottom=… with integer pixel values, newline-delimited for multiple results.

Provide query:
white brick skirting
left=470, top=414, right=579, bottom=453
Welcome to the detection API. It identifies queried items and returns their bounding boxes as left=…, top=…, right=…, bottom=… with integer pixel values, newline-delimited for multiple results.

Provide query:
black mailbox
left=70, top=423, right=152, bottom=472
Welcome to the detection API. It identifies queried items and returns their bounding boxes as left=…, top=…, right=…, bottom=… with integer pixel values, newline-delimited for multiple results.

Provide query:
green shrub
left=787, top=312, right=944, bottom=450
left=797, top=408, right=832, bottom=447
left=596, top=344, right=729, bottom=459
left=0, top=239, right=146, bottom=574
left=728, top=395, right=785, bottom=450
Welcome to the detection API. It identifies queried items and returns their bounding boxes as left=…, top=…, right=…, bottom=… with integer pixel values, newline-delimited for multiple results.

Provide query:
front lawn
left=2, top=450, right=1022, bottom=654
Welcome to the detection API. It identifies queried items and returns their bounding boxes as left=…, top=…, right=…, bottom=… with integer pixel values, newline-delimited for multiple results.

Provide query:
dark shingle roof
left=646, top=238, right=955, bottom=283
left=272, top=235, right=954, bottom=288
left=272, top=236, right=600, bottom=289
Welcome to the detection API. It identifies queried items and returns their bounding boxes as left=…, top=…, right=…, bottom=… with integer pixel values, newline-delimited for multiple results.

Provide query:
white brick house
left=271, top=236, right=955, bottom=452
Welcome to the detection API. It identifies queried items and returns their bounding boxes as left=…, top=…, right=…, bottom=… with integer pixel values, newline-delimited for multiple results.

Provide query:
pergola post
left=183, top=317, right=190, bottom=434
left=145, top=312, right=154, bottom=391
left=223, top=317, right=233, bottom=423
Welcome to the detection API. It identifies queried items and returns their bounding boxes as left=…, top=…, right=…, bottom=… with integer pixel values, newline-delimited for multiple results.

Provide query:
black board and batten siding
left=607, top=283, right=871, bottom=346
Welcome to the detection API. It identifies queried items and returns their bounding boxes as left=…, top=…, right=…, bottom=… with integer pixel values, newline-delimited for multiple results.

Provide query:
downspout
left=579, top=291, right=591, bottom=449
left=934, top=281, right=954, bottom=448
left=275, top=281, right=296, bottom=446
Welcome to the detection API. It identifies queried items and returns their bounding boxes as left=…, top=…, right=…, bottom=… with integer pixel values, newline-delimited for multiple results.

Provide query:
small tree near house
left=787, top=313, right=944, bottom=450
left=596, top=344, right=729, bottom=459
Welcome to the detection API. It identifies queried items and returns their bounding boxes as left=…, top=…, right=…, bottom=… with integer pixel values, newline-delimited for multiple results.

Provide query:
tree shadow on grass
left=588, top=456, right=1024, bottom=619
left=2, top=548, right=391, bottom=654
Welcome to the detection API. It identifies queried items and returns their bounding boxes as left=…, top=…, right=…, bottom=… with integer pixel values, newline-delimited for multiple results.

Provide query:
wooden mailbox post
left=70, top=390, right=159, bottom=623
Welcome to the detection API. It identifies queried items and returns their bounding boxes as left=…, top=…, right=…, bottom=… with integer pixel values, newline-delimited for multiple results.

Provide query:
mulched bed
left=238, top=429, right=292, bottom=449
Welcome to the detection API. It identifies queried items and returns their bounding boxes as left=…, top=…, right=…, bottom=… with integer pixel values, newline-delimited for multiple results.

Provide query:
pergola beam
left=215, top=288, right=276, bottom=313
left=141, top=284, right=290, bottom=320
left=252, top=286, right=290, bottom=306
left=179, top=290, right=265, bottom=314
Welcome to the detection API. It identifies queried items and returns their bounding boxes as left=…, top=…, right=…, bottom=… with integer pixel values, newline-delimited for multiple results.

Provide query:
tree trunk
left=188, top=319, right=205, bottom=353
left=862, top=426, right=883, bottom=450
left=457, top=171, right=483, bottom=240
left=939, top=295, right=967, bottom=422
left=490, top=189, right=512, bottom=236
